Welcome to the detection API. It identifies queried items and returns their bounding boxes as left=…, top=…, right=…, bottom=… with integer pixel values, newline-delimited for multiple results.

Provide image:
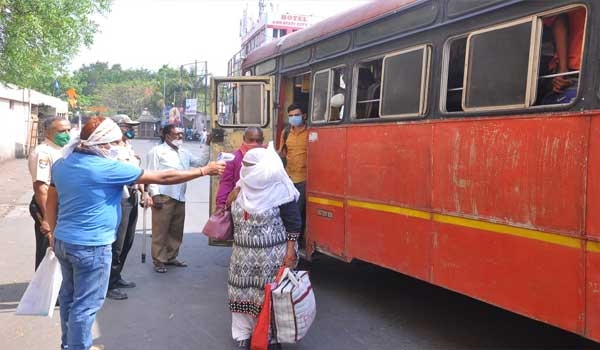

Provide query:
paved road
left=0, top=139, right=598, bottom=349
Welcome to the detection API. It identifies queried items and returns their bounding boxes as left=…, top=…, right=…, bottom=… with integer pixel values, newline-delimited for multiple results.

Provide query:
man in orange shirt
left=279, top=103, right=308, bottom=234
left=542, top=8, right=585, bottom=104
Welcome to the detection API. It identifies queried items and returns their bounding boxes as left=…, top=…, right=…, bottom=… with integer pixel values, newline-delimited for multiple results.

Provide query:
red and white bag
left=271, top=268, right=316, bottom=343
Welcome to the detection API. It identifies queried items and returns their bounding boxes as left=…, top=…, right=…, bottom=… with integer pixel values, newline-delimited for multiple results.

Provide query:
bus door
left=207, top=76, right=273, bottom=246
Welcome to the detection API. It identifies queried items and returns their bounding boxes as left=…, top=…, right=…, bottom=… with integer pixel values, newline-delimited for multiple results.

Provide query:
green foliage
left=0, top=0, right=111, bottom=92
left=56, top=61, right=209, bottom=120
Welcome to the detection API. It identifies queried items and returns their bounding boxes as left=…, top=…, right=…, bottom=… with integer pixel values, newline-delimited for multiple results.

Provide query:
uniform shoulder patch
left=38, top=157, right=50, bottom=169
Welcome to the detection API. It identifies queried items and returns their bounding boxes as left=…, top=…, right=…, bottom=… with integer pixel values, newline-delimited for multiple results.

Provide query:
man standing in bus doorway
left=106, top=115, right=143, bottom=300
left=279, top=103, right=308, bottom=237
left=28, top=116, right=71, bottom=270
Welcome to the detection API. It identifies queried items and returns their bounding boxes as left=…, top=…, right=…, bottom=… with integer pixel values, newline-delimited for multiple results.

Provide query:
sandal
left=166, top=259, right=188, bottom=267
left=154, top=263, right=167, bottom=273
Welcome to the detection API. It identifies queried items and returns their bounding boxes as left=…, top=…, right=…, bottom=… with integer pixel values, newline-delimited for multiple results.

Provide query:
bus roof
left=243, top=0, right=420, bottom=68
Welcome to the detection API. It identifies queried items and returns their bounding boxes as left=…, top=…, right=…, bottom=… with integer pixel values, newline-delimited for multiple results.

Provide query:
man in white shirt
left=28, top=116, right=71, bottom=269
left=146, top=124, right=210, bottom=273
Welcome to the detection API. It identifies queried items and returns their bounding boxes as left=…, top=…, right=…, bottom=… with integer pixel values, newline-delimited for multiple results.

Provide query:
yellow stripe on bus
left=586, top=241, right=600, bottom=253
left=432, top=213, right=581, bottom=250
left=308, top=196, right=344, bottom=208
left=345, top=199, right=584, bottom=251
left=347, top=200, right=431, bottom=220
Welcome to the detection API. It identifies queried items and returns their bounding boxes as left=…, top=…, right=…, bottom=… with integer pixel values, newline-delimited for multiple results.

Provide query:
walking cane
left=141, top=197, right=147, bottom=263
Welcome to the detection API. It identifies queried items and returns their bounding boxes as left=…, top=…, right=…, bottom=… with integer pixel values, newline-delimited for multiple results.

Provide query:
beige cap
left=112, top=114, right=140, bottom=125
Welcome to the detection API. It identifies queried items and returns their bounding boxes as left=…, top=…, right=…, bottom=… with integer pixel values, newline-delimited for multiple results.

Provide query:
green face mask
left=53, top=132, right=70, bottom=147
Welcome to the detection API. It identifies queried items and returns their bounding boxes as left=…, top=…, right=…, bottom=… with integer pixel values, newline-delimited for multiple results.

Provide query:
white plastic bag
left=15, top=247, right=62, bottom=317
left=271, top=268, right=316, bottom=343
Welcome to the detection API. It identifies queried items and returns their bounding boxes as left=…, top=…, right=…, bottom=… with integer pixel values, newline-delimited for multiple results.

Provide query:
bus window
left=443, top=37, right=466, bottom=112
left=463, top=18, right=535, bottom=111
left=380, top=45, right=431, bottom=117
left=311, top=67, right=346, bottom=123
left=353, top=59, right=382, bottom=119
left=329, top=67, right=346, bottom=121
left=536, top=7, right=586, bottom=106
left=215, top=81, right=268, bottom=127
left=311, top=70, right=329, bottom=122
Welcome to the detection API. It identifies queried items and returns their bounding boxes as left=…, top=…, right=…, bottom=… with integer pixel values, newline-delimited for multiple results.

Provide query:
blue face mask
left=124, top=129, right=135, bottom=139
left=288, top=115, right=303, bottom=126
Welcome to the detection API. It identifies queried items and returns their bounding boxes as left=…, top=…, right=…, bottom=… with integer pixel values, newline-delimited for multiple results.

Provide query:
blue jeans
left=54, top=239, right=112, bottom=350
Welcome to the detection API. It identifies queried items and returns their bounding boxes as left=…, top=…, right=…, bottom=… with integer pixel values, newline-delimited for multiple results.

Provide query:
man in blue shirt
left=46, top=116, right=224, bottom=350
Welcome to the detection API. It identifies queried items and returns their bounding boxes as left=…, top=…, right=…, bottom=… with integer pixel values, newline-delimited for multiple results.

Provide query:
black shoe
left=233, top=339, right=250, bottom=349
left=268, top=343, right=282, bottom=350
left=115, top=278, right=136, bottom=288
left=106, top=288, right=128, bottom=300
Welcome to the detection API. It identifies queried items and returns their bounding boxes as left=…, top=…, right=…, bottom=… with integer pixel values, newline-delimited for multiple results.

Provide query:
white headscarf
left=235, top=141, right=299, bottom=214
left=63, top=118, right=123, bottom=158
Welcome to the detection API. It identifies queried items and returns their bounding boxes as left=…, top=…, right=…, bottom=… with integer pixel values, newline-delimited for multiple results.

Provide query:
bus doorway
left=207, top=76, right=273, bottom=246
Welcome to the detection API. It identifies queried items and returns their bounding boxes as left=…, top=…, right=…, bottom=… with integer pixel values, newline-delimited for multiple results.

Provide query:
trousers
left=151, top=195, right=186, bottom=264
left=294, top=181, right=306, bottom=233
left=108, top=190, right=139, bottom=289
left=54, top=239, right=112, bottom=350
left=29, top=195, right=50, bottom=270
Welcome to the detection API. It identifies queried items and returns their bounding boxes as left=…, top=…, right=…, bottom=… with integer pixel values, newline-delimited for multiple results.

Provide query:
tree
left=93, top=80, right=154, bottom=118
left=0, top=0, right=111, bottom=93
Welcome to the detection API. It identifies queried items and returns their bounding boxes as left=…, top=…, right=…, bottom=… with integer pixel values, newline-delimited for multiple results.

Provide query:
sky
left=70, top=0, right=368, bottom=76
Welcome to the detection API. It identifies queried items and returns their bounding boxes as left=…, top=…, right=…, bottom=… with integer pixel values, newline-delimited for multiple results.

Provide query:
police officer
left=28, top=116, right=71, bottom=269
left=107, top=115, right=144, bottom=300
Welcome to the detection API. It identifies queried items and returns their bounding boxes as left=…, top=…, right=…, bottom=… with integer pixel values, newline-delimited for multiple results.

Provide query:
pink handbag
left=202, top=207, right=233, bottom=240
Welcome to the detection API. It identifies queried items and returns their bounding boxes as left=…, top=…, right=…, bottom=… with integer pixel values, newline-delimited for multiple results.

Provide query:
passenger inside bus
left=355, top=61, right=381, bottom=118
left=539, top=7, right=585, bottom=105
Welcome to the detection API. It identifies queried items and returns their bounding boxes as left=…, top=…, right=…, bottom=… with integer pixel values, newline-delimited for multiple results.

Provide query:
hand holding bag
left=202, top=207, right=233, bottom=240
left=271, top=267, right=316, bottom=343
left=15, top=247, right=62, bottom=317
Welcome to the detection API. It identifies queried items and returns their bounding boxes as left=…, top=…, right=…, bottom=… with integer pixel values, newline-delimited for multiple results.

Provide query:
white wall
left=0, top=98, right=31, bottom=162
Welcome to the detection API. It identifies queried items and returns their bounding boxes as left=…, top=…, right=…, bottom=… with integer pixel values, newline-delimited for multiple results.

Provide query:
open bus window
left=311, top=67, right=346, bottom=123
left=380, top=45, right=431, bottom=117
left=215, top=81, right=268, bottom=126
left=329, top=67, right=346, bottom=121
left=353, top=59, right=382, bottom=119
left=443, top=37, right=466, bottom=112
left=311, top=70, right=329, bottom=122
left=536, top=7, right=586, bottom=106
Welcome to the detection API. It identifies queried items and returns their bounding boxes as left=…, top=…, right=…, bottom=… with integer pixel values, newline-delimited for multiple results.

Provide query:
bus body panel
left=432, top=221, right=584, bottom=334
left=346, top=124, right=432, bottom=209
left=347, top=205, right=433, bottom=281
left=586, top=116, right=600, bottom=238
left=306, top=127, right=347, bottom=258
left=432, top=116, right=587, bottom=235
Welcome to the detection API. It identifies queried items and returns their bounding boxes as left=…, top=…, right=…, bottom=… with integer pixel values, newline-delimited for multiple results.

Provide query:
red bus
left=209, top=0, right=600, bottom=341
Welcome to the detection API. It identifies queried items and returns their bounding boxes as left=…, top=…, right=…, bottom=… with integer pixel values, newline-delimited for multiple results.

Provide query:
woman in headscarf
left=216, top=126, right=264, bottom=209
left=228, top=142, right=302, bottom=350
left=46, top=116, right=225, bottom=350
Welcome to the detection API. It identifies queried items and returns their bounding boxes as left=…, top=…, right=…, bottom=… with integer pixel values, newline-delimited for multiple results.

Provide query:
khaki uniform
left=28, top=141, right=63, bottom=185
left=28, top=140, right=63, bottom=269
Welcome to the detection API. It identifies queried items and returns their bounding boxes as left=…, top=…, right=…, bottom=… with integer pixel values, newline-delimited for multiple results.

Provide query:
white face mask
left=172, top=139, right=183, bottom=147
left=106, top=145, right=125, bottom=160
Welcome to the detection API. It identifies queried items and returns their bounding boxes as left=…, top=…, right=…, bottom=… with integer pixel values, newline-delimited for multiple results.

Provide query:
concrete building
left=0, top=83, right=68, bottom=163
left=228, top=0, right=321, bottom=76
